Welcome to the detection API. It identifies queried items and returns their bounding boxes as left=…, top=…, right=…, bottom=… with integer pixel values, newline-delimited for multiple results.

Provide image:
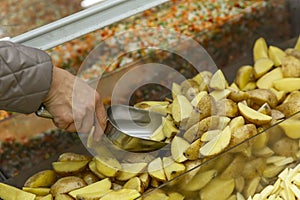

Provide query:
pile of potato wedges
left=1, top=36, right=300, bottom=200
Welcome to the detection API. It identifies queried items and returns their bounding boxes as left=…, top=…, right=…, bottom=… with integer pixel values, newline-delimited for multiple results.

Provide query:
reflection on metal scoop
left=104, top=105, right=167, bottom=152
left=36, top=104, right=167, bottom=152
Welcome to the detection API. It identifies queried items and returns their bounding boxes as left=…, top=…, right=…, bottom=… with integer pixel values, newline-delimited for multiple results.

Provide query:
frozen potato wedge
left=180, top=79, right=200, bottom=101
left=281, top=56, right=300, bottom=78
left=184, top=138, right=202, bottom=160
left=148, top=157, right=166, bottom=181
left=88, top=159, right=106, bottom=179
left=100, top=189, right=140, bottom=200
left=50, top=176, right=86, bottom=197
left=58, top=152, right=91, bottom=162
left=68, top=178, right=111, bottom=198
left=210, top=89, right=231, bottom=101
left=134, top=101, right=170, bottom=115
left=235, top=65, right=254, bottom=89
left=24, top=170, right=57, bottom=188
left=123, top=177, right=144, bottom=193
left=172, top=82, right=181, bottom=99
left=199, top=126, right=231, bottom=157
left=22, top=187, right=50, bottom=196
left=268, top=45, right=286, bottom=66
left=75, top=190, right=112, bottom=200
left=237, top=102, right=272, bottom=125
left=247, top=89, right=278, bottom=108
left=185, top=169, right=217, bottom=191
left=162, top=157, right=186, bottom=181
left=273, top=78, right=300, bottom=92
left=150, top=124, right=166, bottom=141
left=171, top=136, right=190, bottom=162
left=253, top=37, right=269, bottom=62
left=276, top=100, right=300, bottom=117
left=52, top=160, right=89, bottom=175
left=116, top=162, right=147, bottom=181
left=209, top=69, right=228, bottom=90
left=199, top=177, right=235, bottom=200
left=0, top=183, right=36, bottom=200
left=53, top=194, right=73, bottom=200
left=256, top=67, right=283, bottom=89
left=279, top=119, right=300, bottom=139
left=171, top=95, right=193, bottom=123
left=94, top=155, right=121, bottom=177
left=162, top=116, right=179, bottom=138
left=254, top=57, right=274, bottom=78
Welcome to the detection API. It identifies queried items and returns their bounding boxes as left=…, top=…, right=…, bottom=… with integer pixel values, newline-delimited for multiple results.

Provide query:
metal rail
left=10, top=0, right=169, bottom=50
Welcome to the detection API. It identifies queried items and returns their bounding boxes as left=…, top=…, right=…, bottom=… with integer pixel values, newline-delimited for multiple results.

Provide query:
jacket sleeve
left=0, top=41, right=53, bottom=114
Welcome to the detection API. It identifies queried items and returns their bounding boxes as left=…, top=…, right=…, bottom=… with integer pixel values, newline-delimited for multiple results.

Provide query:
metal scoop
left=36, top=104, right=167, bottom=152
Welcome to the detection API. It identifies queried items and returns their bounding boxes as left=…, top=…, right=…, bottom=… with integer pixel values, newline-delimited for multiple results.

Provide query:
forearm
left=0, top=41, right=53, bottom=113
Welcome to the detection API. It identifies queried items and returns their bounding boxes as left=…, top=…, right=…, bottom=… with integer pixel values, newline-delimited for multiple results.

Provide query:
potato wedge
left=199, top=177, right=235, bottom=200
left=134, top=101, right=170, bottom=115
left=220, top=154, right=247, bottom=179
left=201, top=130, right=221, bottom=142
left=139, top=173, right=150, bottom=189
left=231, top=124, right=257, bottom=146
left=184, top=138, right=202, bottom=160
left=150, top=124, right=166, bottom=141
left=195, top=94, right=217, bottom=119
left=162, top=116, right=179, bottom=138
left=229, top=116, right=245, bottom=133
left=0, top=183, right=36, bottom=200
left=238, top=102, right=272, bottom=125
left=94, top=155, right=121, bottom=178
left=148, top=157, right=166, bottom=181
left=209, top=69, right=228, bottom=90
left=241, top=158, right=266, bottom=179
left=276, top=100, right=300, bottom=117
left=171, top=136, right=190, bottom=162
left=24, top=170, right=57, bottom=188
left=162, top=157, right=186, bottom=180
left=82, top=171, right=100, bottom=185
left=216, top=98, right=238, bottom=117
left=68, top=178, right=111, bottom=198
left=268, top=45, right=286, bottom=67
left=254, top=57, right=274, bottom=78
left=54, top=194, right=73, bottom=200
left=281, top=56, right=300, bottom=78
left=180, top=79, right=200, bottom=101
left=35, top=194, right=53, bottom=200
left=171, top=95, right=193, bottom=123
left=58, top=152, right=91, bottom=162
left=273, top=78, right=300, bottom=92
left=279, top=119, right=300, bottom=139
left=185, top=169, right=217, bottom=191
left=143, top=189, right=169, bottom=200
left=243, top=176, right=261, bottom=198
left=271, top=137, right=298, bottom=157
left=100, top=189, right=140, bottom=200
left=247, top=89, right=278, bottom=108
left=88, top=159, right=106, bottom=179
left=235, top=65, right=254, bottom=89
left=22, top=187, right=50, bottom=196
left=199, top=126, right=231, bottom=157
left=253, top=37, right=269, bottom=62
left=116, top=162, right=147, bottom=181
left=168, top=192, right=185, bottom=200
left=210, top=89, right=231, bottom=101
left=191, top=91, right=208, bottom=107
left=256, top=67, right=283, bottom=89
left=123, top=177, right=144, bottom=193
left=76, top=190, right=112, bottom=200
left=52, top=160, right=89, bottom=176
left=50, top=176, right=86, bottom=197
left=172, top=82, right=181, bottom=99
left=192, top=71, right=212, bottom=91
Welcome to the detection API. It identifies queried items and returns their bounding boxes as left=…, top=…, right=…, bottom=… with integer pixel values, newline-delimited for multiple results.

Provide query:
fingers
left=93, top=95, right=107, bottom=141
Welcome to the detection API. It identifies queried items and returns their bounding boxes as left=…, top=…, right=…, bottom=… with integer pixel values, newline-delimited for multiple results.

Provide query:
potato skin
left=247, top=89, right=278, bottom=108
left=50, top=176, right=86, bottom=197
left=24, top=170, right=57, bottom=188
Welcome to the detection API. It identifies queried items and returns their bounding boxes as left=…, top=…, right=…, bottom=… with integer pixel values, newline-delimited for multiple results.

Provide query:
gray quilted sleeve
left=0, top=41, right=53, bottom=114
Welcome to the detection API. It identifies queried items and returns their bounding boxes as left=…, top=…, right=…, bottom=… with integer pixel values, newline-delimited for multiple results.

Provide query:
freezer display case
left=0, top=0, right=300, bottom=199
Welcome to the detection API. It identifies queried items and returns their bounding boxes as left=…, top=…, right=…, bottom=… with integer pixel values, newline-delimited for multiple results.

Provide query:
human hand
left=43, top=67, right=106, bottom=140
